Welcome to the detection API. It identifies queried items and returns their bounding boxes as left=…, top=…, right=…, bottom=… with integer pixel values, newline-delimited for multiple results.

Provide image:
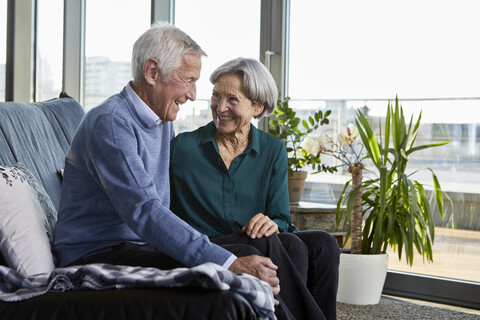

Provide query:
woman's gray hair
left=210, top=58, right=278, bottom=118
left=132, top=21, right=207, bottom=83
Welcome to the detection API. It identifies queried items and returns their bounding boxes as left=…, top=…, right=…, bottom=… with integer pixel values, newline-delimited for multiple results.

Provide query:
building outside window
left=289, top=0, right=480, bottom=284
left=83, top=0, right=150, bottom=110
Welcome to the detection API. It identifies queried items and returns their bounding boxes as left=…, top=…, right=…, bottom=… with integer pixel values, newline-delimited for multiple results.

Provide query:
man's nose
left=186, top=83, right=196, bottom=101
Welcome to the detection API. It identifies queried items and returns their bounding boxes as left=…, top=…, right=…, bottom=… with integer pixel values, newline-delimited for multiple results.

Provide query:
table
left=290, top=201, right=350, bottom=248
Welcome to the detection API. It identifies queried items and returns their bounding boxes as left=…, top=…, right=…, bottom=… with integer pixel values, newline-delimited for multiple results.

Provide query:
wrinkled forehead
left=212, top=73, right=246, bottom=96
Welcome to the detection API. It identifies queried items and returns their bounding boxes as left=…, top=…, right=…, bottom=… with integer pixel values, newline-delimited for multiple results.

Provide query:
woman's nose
left=216, top=99, right=229, bottom=113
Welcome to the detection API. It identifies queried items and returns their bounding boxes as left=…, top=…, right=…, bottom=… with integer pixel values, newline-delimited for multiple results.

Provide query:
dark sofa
left=0, top=93, right=257, bottom=320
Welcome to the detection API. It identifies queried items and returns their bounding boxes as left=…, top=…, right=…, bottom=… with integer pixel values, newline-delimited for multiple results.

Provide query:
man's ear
left=144, top=58, right=159, bottom=85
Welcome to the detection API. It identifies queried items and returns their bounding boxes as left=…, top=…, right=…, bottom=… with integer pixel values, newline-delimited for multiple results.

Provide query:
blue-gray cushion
left=0, top=92, right=85, bottom=210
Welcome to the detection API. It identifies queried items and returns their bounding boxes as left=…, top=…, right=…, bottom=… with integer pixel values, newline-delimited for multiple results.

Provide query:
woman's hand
left=242, top=213, right=279, bottom=239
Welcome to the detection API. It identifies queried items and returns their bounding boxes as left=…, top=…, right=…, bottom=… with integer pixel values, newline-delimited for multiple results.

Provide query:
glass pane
left=289, top=0, right=480, bottom=100
left=84, top=0, right=150, bottom=110
left=174, top=0, right=261, bottom=133
left=0, top=0, right=6, bottom=101
left=290, top=0, right=480, bottom=284
left=36, top=0, right=64, bottom=101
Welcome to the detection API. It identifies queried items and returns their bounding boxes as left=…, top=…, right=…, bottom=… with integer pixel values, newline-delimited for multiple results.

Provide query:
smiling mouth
left=175, top=100, right=184, bottom=106
left=218, top=115, right=234, bottom=121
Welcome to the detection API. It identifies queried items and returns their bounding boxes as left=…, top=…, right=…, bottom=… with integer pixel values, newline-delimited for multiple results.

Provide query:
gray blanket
left=0, top=262, right=276, bottom=320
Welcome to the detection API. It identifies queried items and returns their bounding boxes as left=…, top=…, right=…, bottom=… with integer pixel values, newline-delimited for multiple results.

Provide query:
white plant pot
left=337, top=252, right=389, bottom=305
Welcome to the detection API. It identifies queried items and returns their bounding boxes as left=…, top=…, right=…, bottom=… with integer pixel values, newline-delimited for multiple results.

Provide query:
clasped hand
left=229, top=255, right=280, bottom=304
left=241, top=213, right=279, bottom=239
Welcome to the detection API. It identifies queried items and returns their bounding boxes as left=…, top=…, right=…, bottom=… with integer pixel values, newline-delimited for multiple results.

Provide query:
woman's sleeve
left=265, top=142, right=294, bottom=232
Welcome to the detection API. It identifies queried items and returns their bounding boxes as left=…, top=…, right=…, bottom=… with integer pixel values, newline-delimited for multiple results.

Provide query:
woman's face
left=210, top=73, right=264, bottom=136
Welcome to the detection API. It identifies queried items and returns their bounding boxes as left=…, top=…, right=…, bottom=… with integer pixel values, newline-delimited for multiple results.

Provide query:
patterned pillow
left=0, top=163, right=57, bottom=276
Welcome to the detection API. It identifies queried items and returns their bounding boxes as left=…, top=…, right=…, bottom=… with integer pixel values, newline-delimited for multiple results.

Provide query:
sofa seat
left=0, top=287, right=256, bottom=320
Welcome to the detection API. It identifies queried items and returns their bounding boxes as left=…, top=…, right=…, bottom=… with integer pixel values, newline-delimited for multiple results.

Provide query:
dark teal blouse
left=170, top=121, right=293, bottom=237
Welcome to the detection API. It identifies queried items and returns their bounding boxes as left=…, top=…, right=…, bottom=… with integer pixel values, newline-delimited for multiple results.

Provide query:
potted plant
left=321, top=97, right=449, bottom=304
left=268, top=97, right=335, bottom=203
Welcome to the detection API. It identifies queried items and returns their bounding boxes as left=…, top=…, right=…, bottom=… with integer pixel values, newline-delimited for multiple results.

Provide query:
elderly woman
left=170, top=57, right=340, bottom=320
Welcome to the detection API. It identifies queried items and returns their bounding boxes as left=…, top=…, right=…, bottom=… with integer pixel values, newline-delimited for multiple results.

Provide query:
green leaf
left=406, top=141, right=449, bottom=155
left=431, top=170, right=444, bottom=219
left=356, top=111, right=381, bottom=167
left=383, top=106, right=391, bottom=166
left=290, top=117, right=300, bottom=128
left=407, top=112, right=422, bottom=150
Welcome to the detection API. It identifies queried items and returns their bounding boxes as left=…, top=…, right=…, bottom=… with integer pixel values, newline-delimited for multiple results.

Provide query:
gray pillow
left=0, top=163, right=57, bottom=275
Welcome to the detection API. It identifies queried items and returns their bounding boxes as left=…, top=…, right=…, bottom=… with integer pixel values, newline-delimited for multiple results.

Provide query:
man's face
left=151, top=53, right=201, bottom=121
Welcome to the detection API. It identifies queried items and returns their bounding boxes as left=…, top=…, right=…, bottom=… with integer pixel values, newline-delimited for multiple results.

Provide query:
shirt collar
left=125, top=81, right=163, bottom=127
left=201, top=122, right=261, bottom=154
left=249, top=124, right=261, bottom=153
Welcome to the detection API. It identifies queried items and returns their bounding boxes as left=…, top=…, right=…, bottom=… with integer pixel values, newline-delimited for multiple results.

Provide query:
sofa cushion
left=0, top=163, right=56, bottom=276
left=0, top=92, right=85, bottom=210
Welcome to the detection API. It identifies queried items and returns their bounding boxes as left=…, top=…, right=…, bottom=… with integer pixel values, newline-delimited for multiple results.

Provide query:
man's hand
left=229, top=255, right=280, bottom=297
left=241, top=213, right=279, bottom=239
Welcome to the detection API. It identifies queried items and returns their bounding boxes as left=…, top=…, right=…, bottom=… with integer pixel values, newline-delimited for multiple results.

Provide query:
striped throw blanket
left=0, top=262, right=276, bottom=320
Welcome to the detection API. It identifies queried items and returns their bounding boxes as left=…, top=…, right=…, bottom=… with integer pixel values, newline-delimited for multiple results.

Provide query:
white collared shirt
left=124, top=81, right=163, bottom=127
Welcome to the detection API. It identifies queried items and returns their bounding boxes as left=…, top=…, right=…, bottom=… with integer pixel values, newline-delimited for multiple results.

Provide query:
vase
left=288, top=171, right=308, bottom=204
left=337, top=252, right=389, bottom=305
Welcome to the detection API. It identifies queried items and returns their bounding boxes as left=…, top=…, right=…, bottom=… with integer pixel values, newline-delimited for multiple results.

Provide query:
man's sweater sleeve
left=88, top=113, right=234, bottom=267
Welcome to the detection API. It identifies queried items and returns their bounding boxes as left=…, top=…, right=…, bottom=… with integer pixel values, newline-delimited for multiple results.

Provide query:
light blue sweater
left=53, top=85, right=233, bottom=267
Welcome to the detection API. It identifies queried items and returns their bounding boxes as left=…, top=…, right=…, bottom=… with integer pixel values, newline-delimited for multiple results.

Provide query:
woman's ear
left=144, top=58, right=159, bottom=85
left=254, top=102, right=265, bottom=118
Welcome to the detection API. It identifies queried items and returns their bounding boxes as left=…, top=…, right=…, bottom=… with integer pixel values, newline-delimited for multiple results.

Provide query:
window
left=3, top=0, right=478, bottom=307
left=174, top=0, right=261, bottom=133
left=289, top=0, right=480, bottom=284
left=36, top=0, right=64, bottom=101
left=84, top=0, right=150, bottom=110
left=0, top=0, right=6, bottom=101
